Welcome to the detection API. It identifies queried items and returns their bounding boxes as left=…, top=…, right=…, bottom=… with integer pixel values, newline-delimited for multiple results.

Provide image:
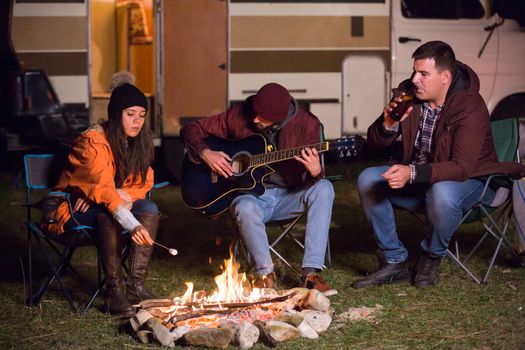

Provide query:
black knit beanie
left=252, top=83, right=291, bottom=123
left=107, top=83, right=148, bottom=119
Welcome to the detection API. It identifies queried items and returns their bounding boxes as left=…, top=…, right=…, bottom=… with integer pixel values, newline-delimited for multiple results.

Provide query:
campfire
left=129, top=250, right=334, bottom=348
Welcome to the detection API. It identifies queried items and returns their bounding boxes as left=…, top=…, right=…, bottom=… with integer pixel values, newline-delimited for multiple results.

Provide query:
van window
left=402, top=0, right=485, bottom=19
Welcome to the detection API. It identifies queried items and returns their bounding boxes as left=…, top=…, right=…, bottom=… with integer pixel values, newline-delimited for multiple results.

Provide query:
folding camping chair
left=407, top=117, right=524, bottom=283
left=235, top=125, right=363, bottom=277
left=24, top=153, right=102, bottom=313
left=23, top=154, right=170, bottom=312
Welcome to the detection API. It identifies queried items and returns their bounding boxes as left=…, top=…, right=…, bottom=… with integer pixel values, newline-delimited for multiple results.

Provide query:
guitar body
left=181, top=135, right=274, bottom=216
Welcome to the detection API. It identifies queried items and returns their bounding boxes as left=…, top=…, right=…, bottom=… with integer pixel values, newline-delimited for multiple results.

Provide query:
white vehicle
left=343, top=0, right=525, bottom=138
left=7, top=0, right=525, bottom=179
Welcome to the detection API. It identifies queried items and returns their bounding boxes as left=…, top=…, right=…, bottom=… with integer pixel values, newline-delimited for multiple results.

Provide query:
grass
left=0, top=157, right=524, bottom=349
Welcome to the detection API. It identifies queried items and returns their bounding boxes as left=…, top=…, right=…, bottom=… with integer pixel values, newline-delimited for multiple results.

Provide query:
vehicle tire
left=491, top=93, right=525, bottom=157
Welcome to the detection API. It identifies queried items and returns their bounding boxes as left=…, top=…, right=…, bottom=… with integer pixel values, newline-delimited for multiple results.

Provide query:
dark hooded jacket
left=180, top=96, right=323, bottom=189
left=367, top=61, right=525, bottom=183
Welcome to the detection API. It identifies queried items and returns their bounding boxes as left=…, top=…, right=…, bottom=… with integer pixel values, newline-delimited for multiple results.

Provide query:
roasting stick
left=153, top=241, right=178, bottom=256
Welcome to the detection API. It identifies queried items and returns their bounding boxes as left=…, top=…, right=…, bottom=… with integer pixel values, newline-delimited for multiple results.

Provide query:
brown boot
left=252, top=272, right=276, bottom=289
left=126, top=212, right=159, bottom=304
left=96, top=213, right=135, bottom=317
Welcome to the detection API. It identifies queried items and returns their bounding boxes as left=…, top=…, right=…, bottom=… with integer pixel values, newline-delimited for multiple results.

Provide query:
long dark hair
left=102, top=115, right=154, bottom=188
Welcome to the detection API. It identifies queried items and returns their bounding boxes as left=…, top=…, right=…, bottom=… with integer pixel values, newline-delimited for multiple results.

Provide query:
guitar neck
left=249, top=142, right=329, bottom=167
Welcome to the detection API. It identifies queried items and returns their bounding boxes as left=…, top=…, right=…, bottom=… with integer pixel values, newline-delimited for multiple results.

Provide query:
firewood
left=167, top=292, right=298, bottom=324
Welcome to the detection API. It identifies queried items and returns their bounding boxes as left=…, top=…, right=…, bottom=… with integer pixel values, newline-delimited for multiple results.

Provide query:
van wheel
left=491, top=93, right=525, bottom=121
left=162, top=137, right=186, bottom=184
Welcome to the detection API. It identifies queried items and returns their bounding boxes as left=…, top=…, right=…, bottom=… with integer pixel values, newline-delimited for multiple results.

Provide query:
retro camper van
left=5, top=0, right=525, bottom=180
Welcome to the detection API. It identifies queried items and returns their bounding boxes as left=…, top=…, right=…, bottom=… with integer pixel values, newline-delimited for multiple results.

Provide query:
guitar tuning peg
left=338, top=151, right=344, bottom=158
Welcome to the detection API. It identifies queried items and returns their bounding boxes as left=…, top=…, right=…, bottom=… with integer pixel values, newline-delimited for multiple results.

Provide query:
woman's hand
left=131, top=225, right=154, bottom=246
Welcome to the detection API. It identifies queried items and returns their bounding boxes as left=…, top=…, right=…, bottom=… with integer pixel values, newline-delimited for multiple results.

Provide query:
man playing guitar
left=181, top=83, right=337, bottom=296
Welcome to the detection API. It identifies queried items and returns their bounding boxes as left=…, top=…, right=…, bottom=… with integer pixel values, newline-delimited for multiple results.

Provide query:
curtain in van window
left=402, top=0, right=484, bottom=19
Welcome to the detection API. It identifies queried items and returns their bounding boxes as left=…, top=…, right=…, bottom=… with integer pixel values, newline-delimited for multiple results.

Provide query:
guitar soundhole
left=231, top=153, right=251, bottom=176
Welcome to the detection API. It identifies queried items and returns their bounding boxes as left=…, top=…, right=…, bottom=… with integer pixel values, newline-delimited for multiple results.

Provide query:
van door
left=391, top=0, right=497, bottom=102
left=159, top=0, right=228, bottom=136
left=342, top=55, right=387, bottom=135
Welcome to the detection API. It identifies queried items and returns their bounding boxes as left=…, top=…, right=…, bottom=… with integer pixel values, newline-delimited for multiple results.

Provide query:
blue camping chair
left=24, top=153, right=100, bottom=313
left=23, top=153, right=169, bottom=312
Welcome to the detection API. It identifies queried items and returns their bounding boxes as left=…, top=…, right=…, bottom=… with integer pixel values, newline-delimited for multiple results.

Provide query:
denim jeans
left=357, top=165, right=495, bottom=263
left=64, top=199, right=159, bottom=232
left=231, top=179, right=335, bottom=275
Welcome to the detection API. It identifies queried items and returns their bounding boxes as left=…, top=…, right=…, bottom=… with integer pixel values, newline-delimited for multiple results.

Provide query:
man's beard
left=254, top=122, right=267, bottom=133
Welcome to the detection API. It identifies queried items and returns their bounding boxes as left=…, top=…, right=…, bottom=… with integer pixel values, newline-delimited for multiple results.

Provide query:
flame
left=208, top=252, right=249, bottom=303
left=174, top=248, right=275, bottom=306
left=166, top=248, right=280, bottom=325
left=180, top=282, right=193, bottom=304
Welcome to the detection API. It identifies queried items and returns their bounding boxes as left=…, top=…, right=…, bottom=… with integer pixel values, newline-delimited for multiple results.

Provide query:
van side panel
left=12, top=3, right=89, bottom=107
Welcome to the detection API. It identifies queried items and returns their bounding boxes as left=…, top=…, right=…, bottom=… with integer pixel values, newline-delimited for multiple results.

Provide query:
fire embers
left=130, top=288, right=333, bottom=348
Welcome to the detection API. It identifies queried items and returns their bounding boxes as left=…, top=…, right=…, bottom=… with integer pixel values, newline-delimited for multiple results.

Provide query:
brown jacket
left=367, top=61, right=525, bottom=183
left=46, top=124, right=154, bottom=234
left=181, top=96, right=322, bottom=189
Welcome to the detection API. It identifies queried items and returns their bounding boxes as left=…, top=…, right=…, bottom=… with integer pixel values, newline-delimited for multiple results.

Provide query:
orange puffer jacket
left=45, top=124, right=154, bottom=234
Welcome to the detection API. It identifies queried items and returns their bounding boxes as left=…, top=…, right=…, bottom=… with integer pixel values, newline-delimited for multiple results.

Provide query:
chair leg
left=325, top=236, right=332, bottom=269
left=268, top=245, right=302, bottom=277
left=80, top=245, right=106, bottom=314
left=267, top=214, right=331, bottom=274
left=446, top=249, right=481, bottom=284
left=27, top=229, right=33, bottom=307
left=32, top=237, right=79, bottom=312
left=232, top=238, right=253, bottom=268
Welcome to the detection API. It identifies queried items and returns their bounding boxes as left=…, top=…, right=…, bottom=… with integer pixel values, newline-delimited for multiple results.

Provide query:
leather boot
left=96, top=213, right=135, bottom=317
left=126, top=212, right=159, bottom=304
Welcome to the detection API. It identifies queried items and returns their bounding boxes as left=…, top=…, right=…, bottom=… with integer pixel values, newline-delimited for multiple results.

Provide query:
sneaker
left=253, top=272, right=276, bottom=289
left=351, top=261, right=410, bottom=289
left=412, top=252, right=442, bottom=289
left=302, top=274, right=338, bottom=297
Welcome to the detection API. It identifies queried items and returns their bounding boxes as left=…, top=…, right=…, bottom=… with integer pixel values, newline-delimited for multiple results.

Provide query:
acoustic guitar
left=181, top=134, right=364, bottom=216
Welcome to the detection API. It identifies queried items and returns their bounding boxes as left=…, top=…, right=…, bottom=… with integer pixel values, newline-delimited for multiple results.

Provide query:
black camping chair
left=24, top=153, right=101, bottom=313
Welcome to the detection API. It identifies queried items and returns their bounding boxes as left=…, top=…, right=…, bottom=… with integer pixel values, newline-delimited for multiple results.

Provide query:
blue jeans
left=357, top=165, right=495, bottom=263
left=64, top=199, right=159, bottom=232
left=231, top=179, right=335, bottom=275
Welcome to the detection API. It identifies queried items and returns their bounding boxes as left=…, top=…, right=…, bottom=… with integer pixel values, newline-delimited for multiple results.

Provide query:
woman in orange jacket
left=49, top=74, right=159, bottom=317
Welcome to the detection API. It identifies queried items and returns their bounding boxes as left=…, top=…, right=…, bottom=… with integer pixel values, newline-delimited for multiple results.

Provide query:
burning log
left=203, top=291, right=297, bottom=310
left=170, top=308, right=237, bottom=324
left=137, top=298, right=174, bottom=309
left=167, top=292, right=297, bottom=324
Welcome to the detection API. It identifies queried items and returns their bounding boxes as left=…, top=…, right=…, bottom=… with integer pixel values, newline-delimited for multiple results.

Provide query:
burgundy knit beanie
left=252, top=83, right=291, bottom=122
left=107, top=83, right=148, bottom=120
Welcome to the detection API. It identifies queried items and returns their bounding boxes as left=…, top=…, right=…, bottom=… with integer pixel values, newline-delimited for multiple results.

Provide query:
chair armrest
left=478, top=174, right=514, bottom=207
left=147, top=181, right=170, bottom=200
left=152, top=181, right=170, bottom=191
left=325, top=175, right=344, bottom=182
